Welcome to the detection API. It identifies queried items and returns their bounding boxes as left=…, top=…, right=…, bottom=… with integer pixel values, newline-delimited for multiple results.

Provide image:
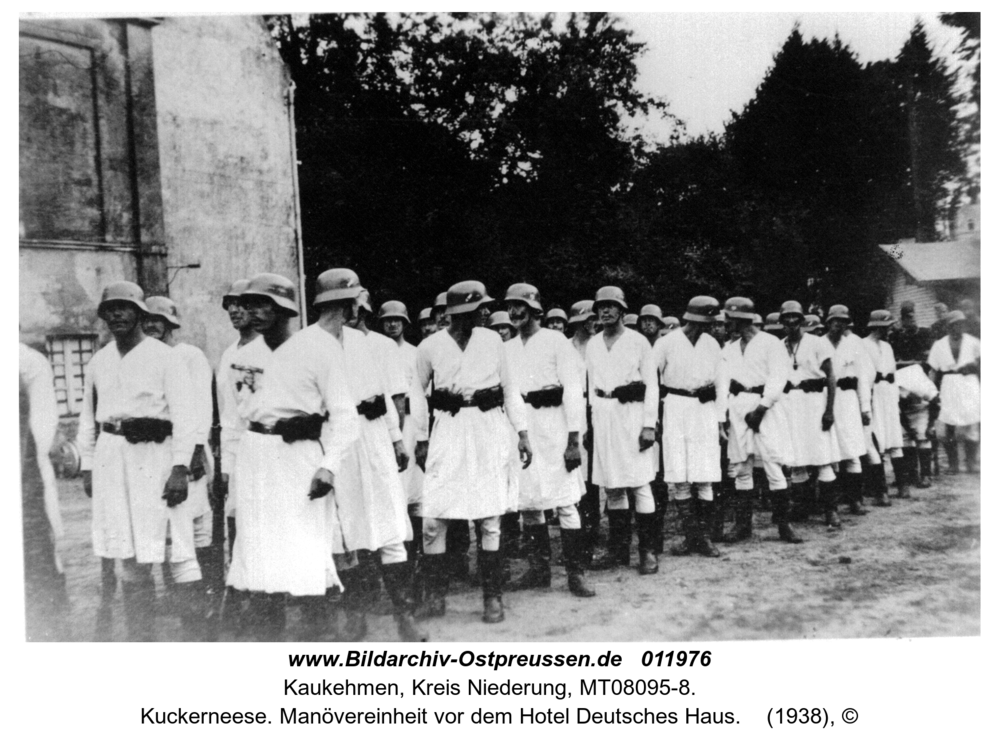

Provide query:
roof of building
left=878, top=237, right=980, bottom=283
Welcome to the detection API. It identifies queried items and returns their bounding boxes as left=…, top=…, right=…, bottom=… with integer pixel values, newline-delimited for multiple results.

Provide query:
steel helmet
left=243, top=272, right=299, bottom=315
left=418, top=307, right=433, bottom=322
left=98, top=281, right=149, bottom=316
left=662, top=315, right=680, bottom=329
left=946, top=310, right=966, bottom=325
left=504, top=283, right=543, bottom=312
left=682, top=296, right=720, bottom=323
left=826, top=304, right=851, bottom=323
left=489, top=311, right=514, bottom=329
left=753, top=314, right=763, bottom=326
left=314, top=268, right=362, bottom=306
left=378, top=300, right=410, bottom=324
left=867, top=310, right=894, bottom=328
left=594, top=286, right=628, bottom=311
left=545, top=308, right=568, bottom=323
left=723, top=297, right=755, bottom=320
left=356, top=288, right=373, bottom=314
left=445, top=280, right=493, bottom=315
left=779, top=300, right=805, bottom=320
left=145, top=296, right=181, bottom=328
left=804, top=315, right=823, bottom=333
left=764, top=312, right=782, bottom=331
left=624, top=313, right=638, bottom=327
left=434, top=292, right=448, bottom=310
left=639, top=304, right=664, bottom=323
left=568, top=300, right=595, bottom=325
left=222, top=278, right=250, bottom=308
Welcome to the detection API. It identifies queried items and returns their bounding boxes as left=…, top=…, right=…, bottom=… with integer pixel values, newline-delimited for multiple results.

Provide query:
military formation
left=19, top=274, right=981, bottom=642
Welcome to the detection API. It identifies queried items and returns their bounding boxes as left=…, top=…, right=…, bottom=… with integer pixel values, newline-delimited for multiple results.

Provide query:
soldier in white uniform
left=825, top=305, right=873, bottom=516
left=503, top=284, right=594, bottom=598
left=862, top=310, right=904, bottom=507
left=489, top=311, right=516, bottom=341
left=418, top=307, right=437, bottom=339
left=413, top=281, right=532, bottom=624
left=652, top=296, right=727, bottom=558
left=141, top=296, right=216, bottom=638
left=928, top=311, right=981, bottom=474
left=226, top=273, right=360, bottom=640
left=544, top=308, right=568, bottom=333
left=779, top=300, right=841, bottom=527
left=568, top=300, right=601, bottom=566
left=309, top=273, right=425, bottom=642
left=586, top=287, right=659, bottom=574
left=78, top=281, right=198, bottom=641
left=720, top=297, right=800, bottom=544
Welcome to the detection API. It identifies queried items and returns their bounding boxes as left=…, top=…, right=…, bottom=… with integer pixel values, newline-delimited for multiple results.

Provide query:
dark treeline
left=268, top=13, right=972, bottom=330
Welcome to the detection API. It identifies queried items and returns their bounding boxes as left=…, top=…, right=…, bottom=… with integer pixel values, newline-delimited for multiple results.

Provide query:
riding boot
left=561, top=529, right=596, bottom=597
left=711, top=481, right=729, bottom=542
left=771, top=489, right=804, bottom=543
left=788, top=481, right=811, bottom=522
left=414, top=553, right=450, bottom=619
left=695, top=499, right=721, bottom=557
left=846, top=472, right=868, bottom=515
left=507, top=524, right=551, bottom=591
left=892, top=453, right=912, bottom=498
left=944, top=438, right=960, bottom=475
left=447, top=521, right=472, bottom=582
left=871, top=460, right=892, bottom=507
left=479, top=550, right=505, bottom=624
left=94, top=558, right=117, bottom=642
left=578, top=483, right=601, bottom=568
left=964, top=441, right=979, bottom=474
left=819, top=480, right=842, bottom=529
left=916, top=448, right=933, bottom=487
left=176, top=580, right=208, bottom=642
left=669, top=499, right=697, bottom=556
left=121, top=577, right=156, bottom=642
left=722, top=492, right=753, bottom=543
left=651, top=482, right=669, bottom=555
left=380, top=560, right=429, bottom=642
left=635, top=512, right=659, bottom=575
left=591, top=510, right=631, bottom=570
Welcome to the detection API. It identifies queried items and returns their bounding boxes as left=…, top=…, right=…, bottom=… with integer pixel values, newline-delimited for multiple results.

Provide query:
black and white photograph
left=17, top=10, right=981, bottom=650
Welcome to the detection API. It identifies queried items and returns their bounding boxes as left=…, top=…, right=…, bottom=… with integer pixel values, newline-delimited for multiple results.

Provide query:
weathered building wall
left=151, top=16, right=302, bottom=368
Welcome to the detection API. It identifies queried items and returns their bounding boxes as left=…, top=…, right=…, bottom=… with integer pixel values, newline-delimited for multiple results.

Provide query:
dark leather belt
left=661, top=384, right=716, bottom=403
left=357, top=394, right=387, bottom=420
left=837, top=377, right=858, bottom=391
left=595, top=381, right=646, bottom=403
left=248, top=413, right=326, bottom=443
left=524, top=386, right=564, bottom=408
left=874, top=372, right=895, bottom=384
left=784, top=378, right=827, bottom=394
left=101, top=418, right=172, bottom=443
left=429, top=386, right=504, bottom=415
left=729, top=381, right=764, bottom=396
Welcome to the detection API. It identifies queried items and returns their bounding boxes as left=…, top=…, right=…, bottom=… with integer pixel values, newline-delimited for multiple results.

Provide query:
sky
left=614, top=12, right=966, bottom=141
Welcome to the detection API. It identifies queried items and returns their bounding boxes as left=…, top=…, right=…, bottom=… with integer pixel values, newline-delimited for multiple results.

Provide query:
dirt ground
left=35, top=467, right=979, bottom=642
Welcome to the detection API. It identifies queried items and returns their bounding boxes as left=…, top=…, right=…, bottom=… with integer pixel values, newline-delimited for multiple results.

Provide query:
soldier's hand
left=639, top=426, right=656, bottom=452
left=163, top=465, right=189, bottom=507
left=518, top=431, right=533, bottom=469
left=564, top=436, right=582, bottom=472
left=308, top=468, right=335, bottom=500
left=744, top=405, right=767, bottom=434
left=82, top=470, right=93, bottom=498
left=189, top=444, right=208, bottom=480
left=415, top=441, right=429, bottom=471
left=821, top=410, right=835, bottom=431
left=861, top=411, right=872, bottom=427
left=394, top=441, right=409, bottom=472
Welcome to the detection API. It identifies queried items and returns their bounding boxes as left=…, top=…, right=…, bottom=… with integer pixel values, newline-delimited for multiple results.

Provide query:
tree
left=940, top=12, right=980, bottom=199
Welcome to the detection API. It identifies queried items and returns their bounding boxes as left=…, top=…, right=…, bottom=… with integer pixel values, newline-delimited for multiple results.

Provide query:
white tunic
left=329, top=326, right=409, bottom=553
left=652, top=329, right=725, bottom=483
left=414, top=327, right=527, bottom=520
left=928, top=334, right=981, bottom=426
left=78, top=337, right=199, bottom=563
left=585, top=328, right=658, bottom=488
left=227, top=325, right=360, bottom=596
left=862, top=336, right=904, bottom=451
left=512, top=328, right=585, bottom=511
left=395, top=340, right=426, bottom=507
left=781, top=333, right=840, bottom=466
left=173, top=342, right=214, bottom=519
left=571, top=337, right=592, bottom=478
left=720, top=331, right=792, bottom=465
left=828, top=333, right=872, bottom=460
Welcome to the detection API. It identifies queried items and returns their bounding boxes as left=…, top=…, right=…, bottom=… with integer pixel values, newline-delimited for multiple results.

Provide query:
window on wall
left=46, top=334, right=96, bottom=416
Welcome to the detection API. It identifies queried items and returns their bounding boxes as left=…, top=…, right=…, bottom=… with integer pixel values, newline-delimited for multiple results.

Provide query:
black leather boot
left=635, top=512, right=659, bottom=575
left=771, top=489, right=803, bottom=543
left=722, top=493, right=753, bottom=543
left=507, top=524, right=552, bottom=591
left=818, top=480, right=841, bottom=529
left=176, top=580, right=208, bottom=642
left=380, top=560, right=429, bottom=642
left=479, top=550, right=505, bottom=624
left=916, top=448, right=933, bottom=487
left=669, top=499, right=697, bottom=556
left=695, top=500, right=721, bottom=557
left=591, top=509, right=631, bottom=570
left=413, top=553, right=449, bottom=619
left=871, top=460, right=892, bottom=507
left=561, top=529, right=596, bottom=597
left=892, top=453, right=912, bottom=498
left=964, top=441, right=979, bottom=474
left=846, top=472, right=868, bottom=515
